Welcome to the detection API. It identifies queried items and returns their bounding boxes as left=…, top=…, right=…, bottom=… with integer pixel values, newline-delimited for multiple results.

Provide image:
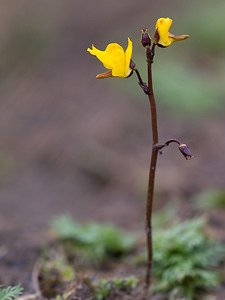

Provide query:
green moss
left=135, top=218, right=225, bottom=299
left=94, top=276, right=138, bottom=300
left=153, top=218, right=225, bottom=299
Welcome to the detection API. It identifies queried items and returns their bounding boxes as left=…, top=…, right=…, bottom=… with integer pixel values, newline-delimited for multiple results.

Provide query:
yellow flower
left=87, top=38, right=133, bottom=79
left=155, top=18, right=189, bottom=47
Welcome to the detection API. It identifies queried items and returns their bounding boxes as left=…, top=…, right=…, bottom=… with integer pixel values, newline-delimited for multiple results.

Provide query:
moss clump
left=51, top=216, right=135, bottom=263
left=153, top=218, right=225, bottom=299
left=94, top=276, right=139, bottom=300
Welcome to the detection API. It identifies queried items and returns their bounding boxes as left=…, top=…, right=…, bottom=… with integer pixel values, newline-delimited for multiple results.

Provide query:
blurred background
left=0, top=0, right=224, bottom=290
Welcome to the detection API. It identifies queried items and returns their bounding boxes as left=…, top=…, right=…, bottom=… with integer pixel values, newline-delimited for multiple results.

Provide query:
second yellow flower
left=87, top=38, right=133, bottom=79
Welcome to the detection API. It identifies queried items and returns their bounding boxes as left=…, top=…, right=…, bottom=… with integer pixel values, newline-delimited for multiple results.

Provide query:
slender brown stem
left=132, top=34, right=193, bottom=298
left=145, top=53, right=159, bottom=292
left=131, top=46, right=192, bottom=295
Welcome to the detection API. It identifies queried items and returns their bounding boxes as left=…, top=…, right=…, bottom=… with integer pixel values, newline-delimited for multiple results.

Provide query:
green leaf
left=0, top=285, right=23, bottom=300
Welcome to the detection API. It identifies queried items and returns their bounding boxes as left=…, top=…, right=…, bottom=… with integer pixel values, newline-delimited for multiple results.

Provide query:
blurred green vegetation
left=0, top=19, right=53, bottom=80
left=40, top=246, right=75, bottom=299
left=114, top=1, right=225, bottom=118
left=193, top=188, right=225, bottom=209
left=0, top=151, right=14, bottom=181
left=94, top=276, right=138, bottom=300
left=152, top=202, right=178, bottom=228
left=135, top=218, right=225, bottom=299
left=51, top=214, right=225, bottom=299
left=42, top=256, right=75, bottom=282
left=183, top=1, right=225, bottom=53
left=51, top=216, right=135, bottom=263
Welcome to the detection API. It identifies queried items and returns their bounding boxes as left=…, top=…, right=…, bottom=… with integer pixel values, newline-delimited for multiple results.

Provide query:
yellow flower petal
left=125, top=38, right=133, bottom=77
left=87, top=45, right=114, bottom=69
left=155, top=17, right=189, bottom=47
left=87, top=39, right=133, bottom=78
left=155, top=18, right=172, bottom=47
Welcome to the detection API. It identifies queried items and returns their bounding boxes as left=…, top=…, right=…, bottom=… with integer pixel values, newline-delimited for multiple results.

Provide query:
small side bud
left=141, top=27, right=151, bottom=48
left=178, top=144, right=193, bottom=160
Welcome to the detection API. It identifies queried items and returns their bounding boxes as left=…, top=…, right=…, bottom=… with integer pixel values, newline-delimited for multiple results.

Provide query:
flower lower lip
left=96, top=70, right=113, bottom=79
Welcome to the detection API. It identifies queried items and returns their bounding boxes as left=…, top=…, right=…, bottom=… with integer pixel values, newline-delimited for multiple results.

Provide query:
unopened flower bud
left=178, top=144, right=193, bottom=160
left=141, top=27, right=151, bottom=48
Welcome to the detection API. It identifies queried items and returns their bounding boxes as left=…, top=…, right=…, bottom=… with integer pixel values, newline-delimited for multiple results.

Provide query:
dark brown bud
left=141, top=27, right=151, bottom=48
left=178, top=144, right=193, bottom=160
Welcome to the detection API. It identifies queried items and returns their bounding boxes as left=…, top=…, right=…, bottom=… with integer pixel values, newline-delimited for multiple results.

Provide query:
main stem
left=145, top=58, right=158, bottom=290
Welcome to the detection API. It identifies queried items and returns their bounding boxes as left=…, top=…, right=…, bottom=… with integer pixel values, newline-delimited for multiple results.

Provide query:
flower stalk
left=134, top=23, right=191, bottom=294
left=87, top=17, right=192, bottom=297
left=145, top=62, right=158, bottom=291
left=131, top=43, right=159, bottom=292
